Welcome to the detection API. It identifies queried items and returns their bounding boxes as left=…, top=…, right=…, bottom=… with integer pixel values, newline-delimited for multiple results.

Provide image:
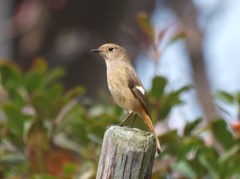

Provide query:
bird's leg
left=130, top=114, right=137, bottom=128
left=119, top=112, right=133, bottom=126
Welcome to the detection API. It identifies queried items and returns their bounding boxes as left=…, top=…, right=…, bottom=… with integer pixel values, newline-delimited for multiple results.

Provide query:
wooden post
left=96, top=125, right=156, bottom=179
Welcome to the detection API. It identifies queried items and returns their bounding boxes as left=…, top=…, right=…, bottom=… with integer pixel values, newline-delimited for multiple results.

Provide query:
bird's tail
left=142, top=111, right=161, bottom=154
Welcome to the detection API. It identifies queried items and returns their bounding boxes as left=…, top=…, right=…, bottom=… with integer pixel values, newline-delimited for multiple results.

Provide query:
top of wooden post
left=105, top=125, right=156, bottom=152
left=96, top=125, right=157, bottom=179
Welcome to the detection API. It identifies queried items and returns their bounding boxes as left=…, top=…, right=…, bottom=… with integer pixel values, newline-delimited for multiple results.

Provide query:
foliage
left=152, top=118, right=240, bottom=179
left=215, top=90, right=240, bottom=118
left=0, top=57, right=189, bottom=178
left=1, top=8, right=240, bottom=178
left=1, top=59, right=240, bottom=178
left=136, top=12, right=240, bottom=179
left=0, top=59, right=118, bottom=178
left=146, top=77, right=240, bottom=178
left=215, top=90, right=240, bottom=138
left=149, top=76, right=191, bottom=120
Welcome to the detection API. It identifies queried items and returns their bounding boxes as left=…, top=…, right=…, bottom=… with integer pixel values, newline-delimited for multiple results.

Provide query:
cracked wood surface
left=96, top=125, right=156, bottom=179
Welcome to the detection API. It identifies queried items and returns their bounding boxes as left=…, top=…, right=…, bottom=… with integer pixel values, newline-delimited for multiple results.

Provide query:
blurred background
left=1, top=0, right=240, bottom=178
left=0, top=0, right=154, bottom=97
left=2, top=0, right=240, bottom=123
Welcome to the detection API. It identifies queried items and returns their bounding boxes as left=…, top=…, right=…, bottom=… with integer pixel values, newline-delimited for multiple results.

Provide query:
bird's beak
left=91, top=49, right=101, bottom=53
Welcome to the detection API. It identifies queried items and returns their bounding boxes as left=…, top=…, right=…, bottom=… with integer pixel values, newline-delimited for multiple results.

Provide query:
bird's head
left=92, top=43, right=127, bottom=61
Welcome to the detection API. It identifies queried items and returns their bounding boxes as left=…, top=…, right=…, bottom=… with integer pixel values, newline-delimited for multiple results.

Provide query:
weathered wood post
left=96, top=125, right=156, bottom=179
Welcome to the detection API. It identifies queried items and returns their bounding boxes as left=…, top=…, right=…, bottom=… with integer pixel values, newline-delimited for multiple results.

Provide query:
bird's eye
left=108, top=48, right=113, bottom=51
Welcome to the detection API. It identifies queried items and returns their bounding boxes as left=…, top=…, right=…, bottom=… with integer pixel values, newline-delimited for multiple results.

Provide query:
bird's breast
left=106, top=65, right=141, bottom=112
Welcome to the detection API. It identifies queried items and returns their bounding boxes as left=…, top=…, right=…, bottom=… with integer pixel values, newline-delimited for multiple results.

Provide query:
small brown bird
left=92, top=43, right=161, bottom=154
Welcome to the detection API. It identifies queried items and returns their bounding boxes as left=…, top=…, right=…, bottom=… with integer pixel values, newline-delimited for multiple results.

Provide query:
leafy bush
left=1, top=59, right=240, bottom=179
left=2, top=10, right=240, bottom=179
left=135, top=12, right=240, bottom=179
left=0, top=58, right=188, bottom=178
left=0, top=59, right=118, bottom=178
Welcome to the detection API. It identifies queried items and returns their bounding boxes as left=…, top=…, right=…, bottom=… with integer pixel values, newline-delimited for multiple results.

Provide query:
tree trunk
left=165, top=0, right=218, bottom=120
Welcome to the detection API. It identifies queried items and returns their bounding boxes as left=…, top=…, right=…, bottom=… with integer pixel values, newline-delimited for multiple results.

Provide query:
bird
left=92, top=43, right=161, bottom=154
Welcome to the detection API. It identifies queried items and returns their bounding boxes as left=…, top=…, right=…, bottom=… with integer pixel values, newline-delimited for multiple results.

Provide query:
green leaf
left=215, top=90, right=235, bottom=104
left=198, top=147, right=219, bottom=177
left=48, top=83, right=64, bottom=100
left=150, top=76, right=167, bottom=98
left=60, top=104, right=89, bottom=145
left=165, top=85, right=191, bottom=106
left=236, top=92, right=240, bottom=105
left=187, top=157, right=206, bottom=177
left=219, top=154, right=240, bottom=178
left=31, top=93, right=56, bottom=120
left=219, top=144, right=240, bottom=163
left=25, top=71, right=45, bottom=93
left=5, top=87, right=26, bottom=107
left=158, top=105, right=171, bottom=120
left=172, top=159, right=197, bottom=178
left=2, top=103, right=25, bottom=137
left=0, top=61, right=26, bottom=104
left=63, top=163, right=77, bottom=175
left=175, top=85, right=191, bottom=94
left=159, top=130, right=179, bottom=154
left=136, top=11, right=154, bottom=43
left=179, top=136, right=203, bottom=156
left=183, top=118, right=202, bottom=136
left=152, top=85, right=190, bottom=120
left=167, top=30, right=186, bottom=46
left=0, top=61, right=23, bottom=88
left=166, top=92, right=182, bottom=106
left=44, top=68, right=65, bottom=86
left=210, top=119, right=235, bottom=149
left=24, top=59, right=50, bottom=93
left=64, top=85, right=86, bottom=100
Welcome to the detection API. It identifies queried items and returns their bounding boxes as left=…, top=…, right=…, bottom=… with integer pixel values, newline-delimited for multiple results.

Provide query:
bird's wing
left=126, top=67, right=150, bottom=116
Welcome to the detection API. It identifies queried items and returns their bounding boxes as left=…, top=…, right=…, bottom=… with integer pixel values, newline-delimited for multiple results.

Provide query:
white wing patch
left=136, top=86, right=145, bottom=95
